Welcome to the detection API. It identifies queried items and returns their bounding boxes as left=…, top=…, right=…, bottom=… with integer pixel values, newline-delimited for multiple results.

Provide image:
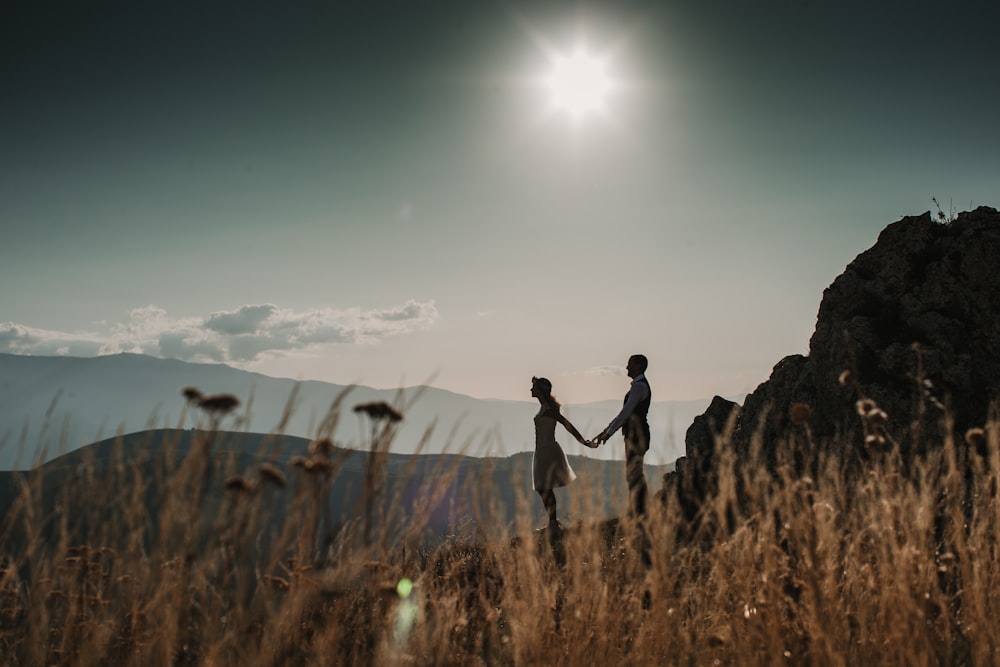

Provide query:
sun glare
left=545, top=48, right=612, bottom=118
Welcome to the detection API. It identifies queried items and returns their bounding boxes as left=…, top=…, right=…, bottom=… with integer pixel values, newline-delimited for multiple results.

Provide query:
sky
left=2, top=0, right=998, bottom=405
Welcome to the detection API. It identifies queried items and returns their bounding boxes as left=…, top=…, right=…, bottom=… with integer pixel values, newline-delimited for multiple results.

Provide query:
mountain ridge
left=0, top=352, right=718, bottom=470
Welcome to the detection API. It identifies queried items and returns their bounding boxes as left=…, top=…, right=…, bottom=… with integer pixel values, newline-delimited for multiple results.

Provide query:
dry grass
left=1, top=390, right=999, bottom=666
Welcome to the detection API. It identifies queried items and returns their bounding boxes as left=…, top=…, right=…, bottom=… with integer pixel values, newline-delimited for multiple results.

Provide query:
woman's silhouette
left=530, top=376, right=594, bottom=530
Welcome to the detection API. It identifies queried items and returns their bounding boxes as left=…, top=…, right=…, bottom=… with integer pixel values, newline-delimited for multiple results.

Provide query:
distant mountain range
left=0, top=353, right=720, bottom=471
left=0, top=428, right=667, bottom=549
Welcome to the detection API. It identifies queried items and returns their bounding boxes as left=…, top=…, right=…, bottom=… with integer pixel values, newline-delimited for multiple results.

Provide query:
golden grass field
left=1, top=389, right=998, bottom=666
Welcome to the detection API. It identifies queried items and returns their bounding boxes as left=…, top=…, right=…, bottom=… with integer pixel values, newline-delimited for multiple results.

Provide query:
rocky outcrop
left=688, top=206, right=1000, bottom=470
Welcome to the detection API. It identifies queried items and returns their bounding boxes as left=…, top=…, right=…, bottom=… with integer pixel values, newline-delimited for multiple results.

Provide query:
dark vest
left=623, top=376, right=651, bottom=448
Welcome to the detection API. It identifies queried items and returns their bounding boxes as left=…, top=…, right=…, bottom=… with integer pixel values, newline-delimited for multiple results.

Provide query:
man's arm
left=597, top=380, right=650, bottom=443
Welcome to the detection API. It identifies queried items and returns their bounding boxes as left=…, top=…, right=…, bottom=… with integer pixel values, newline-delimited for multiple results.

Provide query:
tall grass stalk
left=0, top=390, right=998, bottom=665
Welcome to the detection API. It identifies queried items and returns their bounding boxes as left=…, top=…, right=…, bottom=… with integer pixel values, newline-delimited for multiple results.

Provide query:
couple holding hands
left=531, top=354, right=651, bottom=530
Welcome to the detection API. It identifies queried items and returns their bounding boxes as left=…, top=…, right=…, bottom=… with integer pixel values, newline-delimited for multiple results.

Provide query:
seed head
left=198, top=394, right=241, bottom=415
left=865, top=433, right=886, bottom=449
left=182, top=387, right=205, bottom=404
left=308, top=438, right=336, bottom=458
left=965, top=427, right=986, bottom=446
left=353, top=401, right=403, bottom=423
left=290, top=456, right=333, bottom=475
left=867, top=409, right=888, bottom=425
left=966, top=428, right=988, bottom=457
left=856, top=398, right=879, bottom=418
left=224, top=475, right=256, bottom=494
left=258, top=463, right=287, bottom=488
left=305, top=457, right=335, bottom=474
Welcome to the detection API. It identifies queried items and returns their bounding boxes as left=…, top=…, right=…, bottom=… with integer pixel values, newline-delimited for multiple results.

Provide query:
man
left=593, top=354, right=651, bottom=517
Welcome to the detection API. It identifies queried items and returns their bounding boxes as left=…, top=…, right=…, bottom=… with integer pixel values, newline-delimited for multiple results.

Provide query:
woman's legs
left=538, top=489, right=557, bottom=523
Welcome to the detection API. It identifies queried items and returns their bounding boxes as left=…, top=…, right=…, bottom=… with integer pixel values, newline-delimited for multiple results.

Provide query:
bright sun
left=545, top=48, right=612, bottom=118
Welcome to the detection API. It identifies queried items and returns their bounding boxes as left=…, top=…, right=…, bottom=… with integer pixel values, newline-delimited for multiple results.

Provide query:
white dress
left=532, top=409, right=577, bottom=491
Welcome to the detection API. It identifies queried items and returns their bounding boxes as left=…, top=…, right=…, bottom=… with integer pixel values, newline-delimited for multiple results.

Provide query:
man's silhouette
left=594, top=354, right=651, bottom=517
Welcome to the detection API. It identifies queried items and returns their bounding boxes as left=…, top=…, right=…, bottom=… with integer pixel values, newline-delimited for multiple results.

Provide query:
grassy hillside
left=1, top=395, right=998, bottom=665
left=0, top=427, right=666, bottom=555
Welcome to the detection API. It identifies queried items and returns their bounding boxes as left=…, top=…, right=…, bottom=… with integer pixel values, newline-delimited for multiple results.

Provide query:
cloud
left=158, top=330, right=227, bottom=362
left=0, top=322, right=106, bottom=357
left=204, top=304, right=278, bottom=335
left=1, top=299, right=439, bottom=364
left=576, top=364, right=626, bottom=377
left=372, top=300, right=436, bottom=322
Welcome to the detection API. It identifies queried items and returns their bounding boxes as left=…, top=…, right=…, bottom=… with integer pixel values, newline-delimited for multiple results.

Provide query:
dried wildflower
left=290, top=456, right=308, bottom=470
left=198, top=394, right=241, bottom=414
left=865, top=434, right=886, bottom=449
left=966, top=428, right=988, bottom=457
left=966, top=427, right=986, bottom=446
left=353, top=401, right=403, bottom=423
left=182, top=387, right=204, bottom=404
left=856, top=398, right=878, bottom=418
left=305, top=457, right=335, bottom=474
left=224, top=475, right=256, bottom=494
left=866, top=409, right=888, bottom=425
left=838, top=370, right=854, bottom=387
left=308, top=437, right=335, bottom=458
left=258, top=463, right=287, bottom=488
left=789, top=403, right=812, bottom=426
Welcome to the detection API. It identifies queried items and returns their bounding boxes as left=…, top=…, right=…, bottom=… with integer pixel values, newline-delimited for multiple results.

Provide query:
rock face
left=689, top=206, right=1000, bottom=468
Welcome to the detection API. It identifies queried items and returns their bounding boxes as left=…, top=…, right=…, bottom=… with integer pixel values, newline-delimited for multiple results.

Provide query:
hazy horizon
left=3, top=0, right=998, bottom=404
left=0, top=351, right=721, bottom=469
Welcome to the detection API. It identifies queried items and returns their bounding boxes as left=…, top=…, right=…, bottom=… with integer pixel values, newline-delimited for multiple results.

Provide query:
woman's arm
left=557, top=413, right=596, bottom=448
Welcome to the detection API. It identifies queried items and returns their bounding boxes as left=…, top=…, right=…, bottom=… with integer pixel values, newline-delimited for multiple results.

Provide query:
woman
left=530, top=376, right=595, bottom=530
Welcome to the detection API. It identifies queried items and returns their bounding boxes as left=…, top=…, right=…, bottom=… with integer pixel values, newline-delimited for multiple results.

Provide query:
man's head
left=627, top=354, right=648, bottom=378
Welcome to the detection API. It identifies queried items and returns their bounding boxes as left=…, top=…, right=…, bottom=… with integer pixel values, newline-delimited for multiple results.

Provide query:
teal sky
left=2, top=0, right=998, bottom=403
